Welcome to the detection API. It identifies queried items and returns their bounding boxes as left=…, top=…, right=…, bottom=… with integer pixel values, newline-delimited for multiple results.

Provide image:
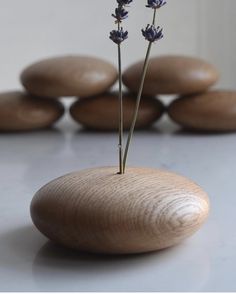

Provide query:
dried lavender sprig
left=123, top=3, right=165, bottom=172
left=142, top=25, right=163, bottom=42
left=110, top=0, right=133, bottom=174
left=112, top=7, right=129, bottom=23
left=146, top=0, right=167, bottom=9
left=117, top=0, right=133, bottom=6
left=117, top=39, right=124, bottom=174
left=110, top=27, right=128, bottom=44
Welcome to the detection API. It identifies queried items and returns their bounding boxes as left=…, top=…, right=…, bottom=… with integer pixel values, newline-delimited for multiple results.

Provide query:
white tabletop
left=0, top=113, right=235, bottom=292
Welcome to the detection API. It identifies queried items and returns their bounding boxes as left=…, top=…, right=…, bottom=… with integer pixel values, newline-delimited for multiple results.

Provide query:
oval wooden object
left=70, top=93, right=164, bottom=131
left=0, top=91, right=64, bottom=131
left=123, top=55, right=219, bottom=95
left=31, top=167, right=209, bottom=254
left=168, top=91, right=236, bottom=132
left=21, top=55, right=118, bottom=98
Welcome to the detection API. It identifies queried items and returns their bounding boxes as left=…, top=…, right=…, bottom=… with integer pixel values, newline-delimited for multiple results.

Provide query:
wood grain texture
left=20, top=55, right=118, bottom=98
left=0, top=91, right=64, bottom=131
left=70, top=93, right=165, bottom=131
left=168, top=91, right=236, bottom=132
left=31, top=167, right=209, bottom=254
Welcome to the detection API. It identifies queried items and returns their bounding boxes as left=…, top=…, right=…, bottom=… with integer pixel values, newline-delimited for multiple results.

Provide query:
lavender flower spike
left=142, top=25, right=163, bottom=42
left=112, top=7, right=129, bottom=22
left=146, top=0, right=167, bottom=9
left=110, top=28, right=128, bottom=44
left=117, top=0, right=133, bottom=7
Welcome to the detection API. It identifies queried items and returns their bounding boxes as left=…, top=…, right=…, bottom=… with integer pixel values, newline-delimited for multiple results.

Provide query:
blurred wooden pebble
left=70, top=92, right=165, bottom=131
left=123, top=55, right=219, bottom=95
left=21, top=55, right=118, bottom=98
left=0, top=91, right=64, bottom=131
left=168, top=91, right=236, bottom=132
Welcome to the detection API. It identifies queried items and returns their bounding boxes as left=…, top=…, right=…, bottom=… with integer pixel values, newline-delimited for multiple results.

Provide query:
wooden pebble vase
left=31, top=167, right=209, bottom=254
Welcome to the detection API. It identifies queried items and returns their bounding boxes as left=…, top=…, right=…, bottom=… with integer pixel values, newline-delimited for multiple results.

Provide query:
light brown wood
left=70, top=93, right=165, bottom=131
left=21, top=55, right=118, bottom=98
left=123, top=55, right=219, bottom=95
left=31, top=167, right=209, bottom=254
left=0, top=91, right=64, bottom=131
left=168, top=90, right=236, bottom=132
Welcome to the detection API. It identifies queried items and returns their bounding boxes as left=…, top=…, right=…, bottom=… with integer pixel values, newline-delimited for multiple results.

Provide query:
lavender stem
left=117, top=27, right=124, bottom=174
left=123, top=9, right=157, bottom=172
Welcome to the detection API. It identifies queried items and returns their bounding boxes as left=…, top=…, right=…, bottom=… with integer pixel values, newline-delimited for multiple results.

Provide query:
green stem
left=152, top=8, right=157, bottom=25
left=117, top=22, right=124, bottom=174
left=123, top=42, right=152, bottom=171
left=123, top=9, right=157, bottom=172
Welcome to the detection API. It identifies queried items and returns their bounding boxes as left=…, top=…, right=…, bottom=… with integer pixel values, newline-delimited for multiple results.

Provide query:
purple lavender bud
left=146, top=0, right=167, bottom=9
left=117, top=0, right=133, bottom=7
left=112, top=6, right=129, bottom=22
left=142, top=25, right=163, bottom=42
left=110, top=28, right=128, bottom=44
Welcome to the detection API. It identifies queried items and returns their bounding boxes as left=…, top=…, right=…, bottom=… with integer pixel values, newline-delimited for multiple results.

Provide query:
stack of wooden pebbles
left=0, top=56, right=118, bottom=132
left=0, top=54, right=162, bottom=132
left=1, top=54, right=235, bottom=132
left=1, top=55, right=166, bottom=132
left=123, top=55, right=236, bottom=132
left=19, top=55, right=163, bottom=132
left=21, top=56, right=165, bottom=132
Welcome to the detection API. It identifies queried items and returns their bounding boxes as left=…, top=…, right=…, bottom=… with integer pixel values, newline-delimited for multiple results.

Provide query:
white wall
left=0, top=0, right=235, bottom=91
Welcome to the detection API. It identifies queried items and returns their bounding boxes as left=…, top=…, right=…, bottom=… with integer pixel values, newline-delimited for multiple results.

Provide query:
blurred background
left=0, top=0, right=235, bottom=91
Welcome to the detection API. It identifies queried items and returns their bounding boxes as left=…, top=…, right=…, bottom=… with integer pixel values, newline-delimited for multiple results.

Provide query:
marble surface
left=0, top=113, right=236, bottom=292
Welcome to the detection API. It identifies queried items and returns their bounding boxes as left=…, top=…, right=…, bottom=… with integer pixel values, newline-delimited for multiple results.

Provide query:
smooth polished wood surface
left=31, top=167, right=209, bottom=254
left=168, top=91, right=236, bottom=132
left=70, top=93, right=165, bottom=131
left=21, top=55, right=118, bottom=98
left=123, top=55, right=219, bottom=95
left=0, top=91, right=64, bottom=131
